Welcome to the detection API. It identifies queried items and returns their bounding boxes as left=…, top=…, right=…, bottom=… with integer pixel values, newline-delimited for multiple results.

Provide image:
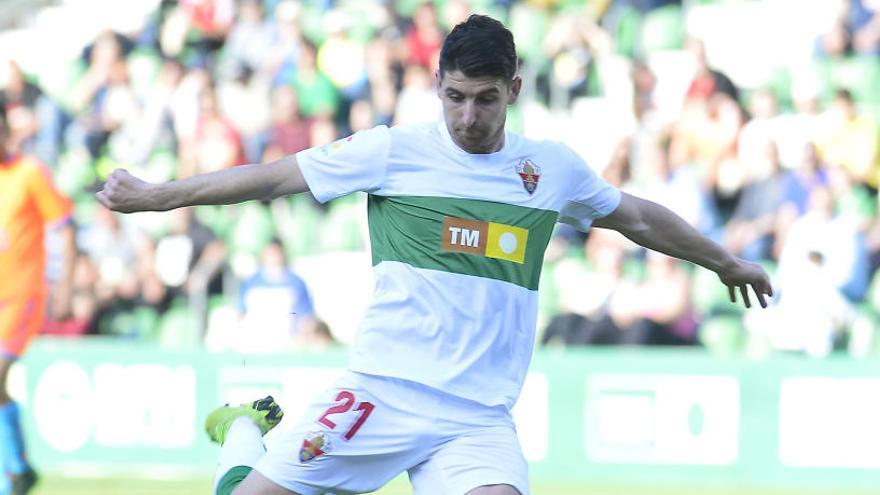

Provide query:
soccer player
left=0, top=106, right=75, bottom=494
left=97, top=15, right=772, bottom=495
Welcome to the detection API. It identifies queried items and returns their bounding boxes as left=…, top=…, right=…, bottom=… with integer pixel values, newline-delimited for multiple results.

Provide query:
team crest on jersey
left=299, top=431, right=331, bottom=462
left=516, top=159, right=541, bottom=195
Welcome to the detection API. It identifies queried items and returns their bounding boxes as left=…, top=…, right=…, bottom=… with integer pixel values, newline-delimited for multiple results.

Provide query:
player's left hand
left=716, top=257, right=773, bottom=309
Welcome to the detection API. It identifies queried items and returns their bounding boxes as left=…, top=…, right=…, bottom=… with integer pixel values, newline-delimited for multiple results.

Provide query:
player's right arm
left=96, top=154, right=308, bottom=213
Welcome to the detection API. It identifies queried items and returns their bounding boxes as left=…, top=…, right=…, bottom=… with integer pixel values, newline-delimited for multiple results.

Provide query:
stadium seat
left=278, top=195, right=322, bottom=258
left=319, top=196, right=366, bottom=252
left=698, top=314, right=745, bottom=354
left=639, top=4, right=685, bottom=54
left=127, top=48, right=162, bottom=100
left=691, top=266, right=744, bottom=318
left=228, top=202, right=276, bottom=257
left=55, top=149, right=95, bottom=198
left=157, top=301, right=201, bottom=348
left=509, top=3, right=551, bottom=65
left=612, top=5, right=642, bottom=58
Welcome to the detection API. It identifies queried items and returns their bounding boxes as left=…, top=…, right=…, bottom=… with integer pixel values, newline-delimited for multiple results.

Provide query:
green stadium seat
left=698, top=314, right=745, bottom=354
left=55, top=149, right=95, bottom=198
left=691, top=266, right=743, bottom=318
left=146, top=149, right=178, bottom=184
left=319, top=196, right=365, bottom=252
left=510, top=4, right=551, bottom=65
left=228, top=203, right=276, bottom=257
left=157, top=301, right=201, bottom=348
left=639, top=4, right=685, bottom=54
left=127, top=49, right=162, bottom=101
left=613, top=6, right=642, bottom=58
left=277, top=195, right=322, bottom=258
left=132, top=306, right=161, bottom=341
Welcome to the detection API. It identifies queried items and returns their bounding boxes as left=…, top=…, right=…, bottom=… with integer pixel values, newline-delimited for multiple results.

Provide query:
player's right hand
left=96, top=168, right=155, bottom=213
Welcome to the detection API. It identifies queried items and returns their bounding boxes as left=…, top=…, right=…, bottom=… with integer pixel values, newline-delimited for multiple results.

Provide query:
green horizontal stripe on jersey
left=367, top=195, right=558, bottom=290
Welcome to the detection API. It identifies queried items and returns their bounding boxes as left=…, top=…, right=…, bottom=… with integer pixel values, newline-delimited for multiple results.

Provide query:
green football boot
left=205, top=395, right=284, bottom=445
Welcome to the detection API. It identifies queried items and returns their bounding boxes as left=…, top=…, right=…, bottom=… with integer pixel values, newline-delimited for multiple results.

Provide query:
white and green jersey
left=296, top=122, right=621, bottom=408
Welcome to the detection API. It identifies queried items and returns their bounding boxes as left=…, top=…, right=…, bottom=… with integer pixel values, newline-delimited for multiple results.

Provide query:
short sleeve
left=296, top=125, right=391, bottom=203
left=25, top=160, right=73, bottom=227
left=556, top=145, right=621, bottom=232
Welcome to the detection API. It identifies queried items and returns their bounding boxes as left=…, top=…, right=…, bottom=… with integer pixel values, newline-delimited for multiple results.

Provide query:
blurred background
left=1, top=0, right=879, bottom=493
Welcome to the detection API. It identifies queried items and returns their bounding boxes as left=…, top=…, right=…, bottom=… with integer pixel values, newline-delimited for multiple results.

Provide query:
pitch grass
left=27, top=475, right=878, bottom=495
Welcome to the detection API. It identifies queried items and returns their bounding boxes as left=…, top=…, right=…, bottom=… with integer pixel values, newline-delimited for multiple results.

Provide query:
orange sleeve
left=25, top=160, right=73, bottom=227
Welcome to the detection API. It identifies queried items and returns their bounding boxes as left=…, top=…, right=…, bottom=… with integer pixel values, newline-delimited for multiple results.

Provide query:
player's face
left=437, top=70, right=521, bottom=154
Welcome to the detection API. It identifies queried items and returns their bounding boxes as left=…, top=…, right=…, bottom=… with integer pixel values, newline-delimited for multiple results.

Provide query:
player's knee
left=465, top=483, right=522, bottom=495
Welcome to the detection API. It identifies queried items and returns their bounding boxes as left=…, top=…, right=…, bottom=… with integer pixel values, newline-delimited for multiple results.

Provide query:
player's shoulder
left=7, top=155, right=52, bottom=180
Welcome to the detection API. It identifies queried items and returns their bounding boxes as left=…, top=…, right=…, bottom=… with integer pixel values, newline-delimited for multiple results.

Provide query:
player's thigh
left=255, top=372, right=431, bottom=495
left=408, top=422, right=529, bottom=495
left=0, top=295, right=44, bottom=358
left=231, top=470, right=300, bottom=495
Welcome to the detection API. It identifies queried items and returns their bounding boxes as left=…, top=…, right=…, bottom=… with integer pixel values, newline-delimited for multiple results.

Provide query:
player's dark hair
left=439, top=14, right=517, bottom=81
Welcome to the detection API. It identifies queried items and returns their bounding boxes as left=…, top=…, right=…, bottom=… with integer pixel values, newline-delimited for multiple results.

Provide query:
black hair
left=0, top=105, right=7, bottom=134
left=438, top=14, right=517, bottom=81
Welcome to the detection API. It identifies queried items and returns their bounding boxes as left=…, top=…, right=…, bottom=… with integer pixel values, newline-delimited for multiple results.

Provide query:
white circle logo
left=499, top=232, right=518, bottom=254
left=34, top=361, right=93, bottom=452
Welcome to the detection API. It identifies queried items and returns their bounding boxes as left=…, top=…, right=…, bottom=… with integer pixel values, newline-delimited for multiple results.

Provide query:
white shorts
left=254, top=371, right=530, bottom=495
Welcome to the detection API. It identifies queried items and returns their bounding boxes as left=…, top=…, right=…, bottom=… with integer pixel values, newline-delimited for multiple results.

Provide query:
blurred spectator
left=317, top=11, right=368, bottom=100
left=724, top=141, right=794, bottom=262
left=219, top=0, right=275, bottom=81
left=261, top=85, right=312, bottom=162
left=541, top=229, right=629, bottom=346
left=0, top=60, right=64, bottom=165
left=683, top=38, right=738, bottom=103
left=179, top=0, right=236, bottom=65
left=820, top=0, right=880, bottom=56
left=236, top=238, right=317, bottom=353
left=738, top=88, right=784, bottom=169
left=608, top=253, right=698, bottom=346
left=293, top=319, right=339, bottom=351
left=627, top=137, right=718, bottom=236
left=154, top=207, right=226, bottom=298
left=393, top=64, right=441, bottom=125
left=851, top=0, right=880, bottom=55
left=816, top=89, right=879, bottom=188
left=405, top=3, right=444, bottom=69
left=289, top=41, right=339, bottom=118
left=80, top=205, right=144, bottom=295
left=775, top=91, right=825, bottom=170
left=66, top=30, right=128, bottom=159
left=747, top=186, right=860, bottom=356
left=218, top=65, right=272, bottom=163
left=348, top=99, right=378, bottom=134
left=180, top=84, right=244, bottom=176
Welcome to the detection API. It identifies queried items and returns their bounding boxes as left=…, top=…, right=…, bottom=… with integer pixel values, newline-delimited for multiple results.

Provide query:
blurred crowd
left=2, top=0, right=879, bottom=357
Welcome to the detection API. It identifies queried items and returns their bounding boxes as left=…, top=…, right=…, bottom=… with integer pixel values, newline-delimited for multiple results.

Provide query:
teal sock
left=0, top=402, right=29, bottom=475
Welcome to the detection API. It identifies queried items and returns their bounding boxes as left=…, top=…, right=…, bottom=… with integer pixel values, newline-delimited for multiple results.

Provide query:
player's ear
left=507, top=76, right=522, bottom=105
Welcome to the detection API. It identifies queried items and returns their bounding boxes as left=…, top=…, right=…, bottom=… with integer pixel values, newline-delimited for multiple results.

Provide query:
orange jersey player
left=0, top=105, right=75, bottom=494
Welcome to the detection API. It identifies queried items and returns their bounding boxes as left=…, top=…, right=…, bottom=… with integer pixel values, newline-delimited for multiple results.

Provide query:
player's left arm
left=52, top=221, right=77, bottom=319
left=28, top=161, right=77, bottom=318
left=592, top=192, right=773, bottom=308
